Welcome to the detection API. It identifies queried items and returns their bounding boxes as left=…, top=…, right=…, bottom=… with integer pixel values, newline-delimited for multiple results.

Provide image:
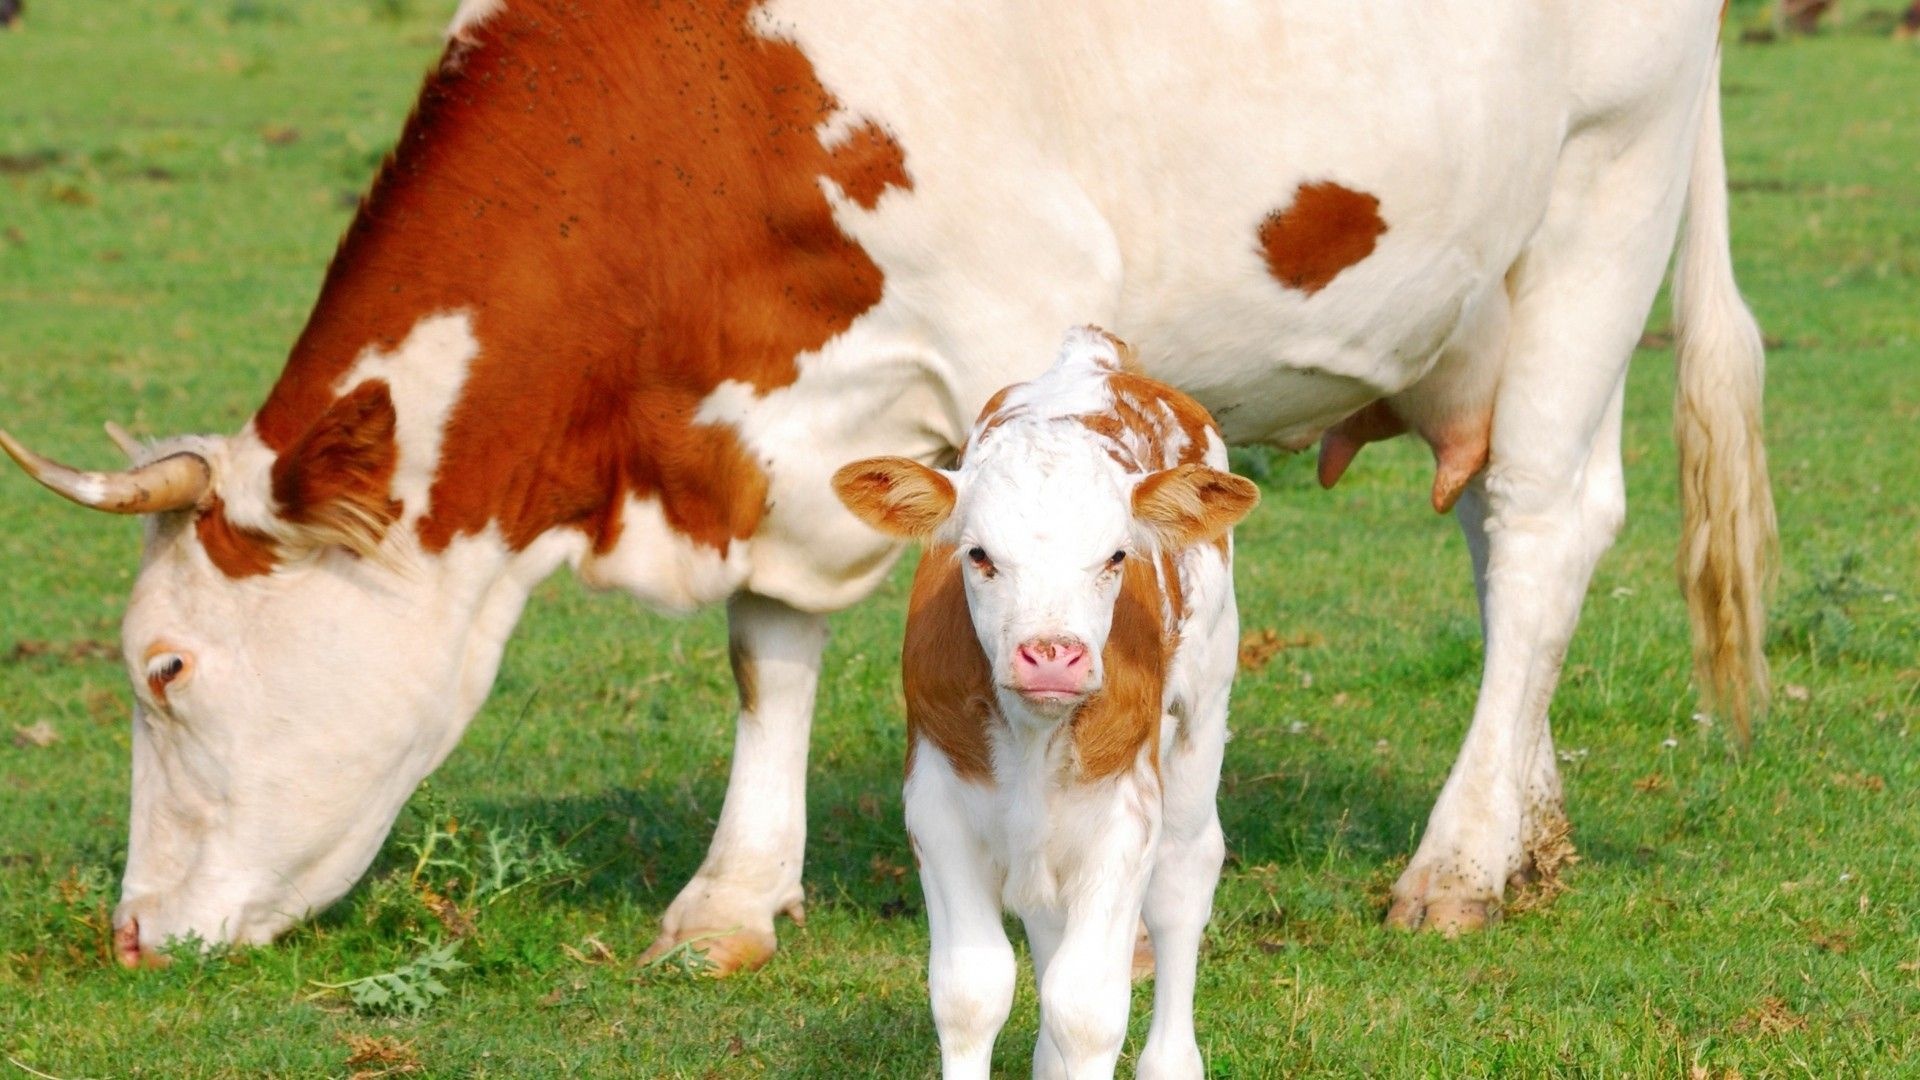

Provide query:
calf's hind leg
left=1136, top=733, right=1227, bottom=1080
left=642, top=592, right=826, bottom=972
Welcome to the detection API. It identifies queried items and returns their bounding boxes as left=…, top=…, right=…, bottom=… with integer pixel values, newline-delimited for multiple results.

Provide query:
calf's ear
left=1132, top=463, right=1260, bottom=549
left=831, top=456, right=956, bottom=539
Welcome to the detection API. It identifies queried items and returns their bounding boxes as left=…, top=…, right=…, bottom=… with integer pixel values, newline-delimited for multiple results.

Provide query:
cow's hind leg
left=1386, top=84, right=1709, bottom=932
left=642, top=592, right=826, bottom=972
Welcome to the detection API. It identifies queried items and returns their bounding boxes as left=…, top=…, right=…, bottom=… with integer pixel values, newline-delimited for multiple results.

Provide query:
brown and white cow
left=1, top=0, right=1772, bottom=968
left=835, top=328, right=1258, bottom=1079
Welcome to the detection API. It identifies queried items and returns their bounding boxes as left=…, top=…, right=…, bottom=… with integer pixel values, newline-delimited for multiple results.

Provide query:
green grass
left=3, top=3, right=1919, bottom=1076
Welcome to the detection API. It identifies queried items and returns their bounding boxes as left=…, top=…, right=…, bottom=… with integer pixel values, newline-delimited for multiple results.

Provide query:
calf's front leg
left=1033, top=834, right=1155, bottom=1080
left=908, top=755, right=1017, bottom=1080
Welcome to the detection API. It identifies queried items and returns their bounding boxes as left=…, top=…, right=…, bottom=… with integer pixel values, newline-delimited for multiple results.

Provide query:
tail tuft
left=1672, top=53, right=1777, bottom=743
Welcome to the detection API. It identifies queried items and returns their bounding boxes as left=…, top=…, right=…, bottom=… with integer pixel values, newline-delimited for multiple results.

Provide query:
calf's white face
left=834, top=427, right=1257, bottom=718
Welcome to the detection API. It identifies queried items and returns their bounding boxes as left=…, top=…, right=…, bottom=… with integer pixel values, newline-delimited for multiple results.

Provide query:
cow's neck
left=249, top=0, right=907, bottom=561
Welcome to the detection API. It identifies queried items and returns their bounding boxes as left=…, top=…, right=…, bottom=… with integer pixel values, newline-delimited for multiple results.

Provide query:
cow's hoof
left=639, top=924, right=777, bottom=976
left=1385, top=862, right=1499, bottom=935
left=1384, top=894, right=1497, bottom=935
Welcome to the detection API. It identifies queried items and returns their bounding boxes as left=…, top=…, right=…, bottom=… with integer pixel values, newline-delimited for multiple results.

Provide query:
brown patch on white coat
left=1257, top=181, right=1388, bottom=296
left=206, top=0, right=913, bottom=578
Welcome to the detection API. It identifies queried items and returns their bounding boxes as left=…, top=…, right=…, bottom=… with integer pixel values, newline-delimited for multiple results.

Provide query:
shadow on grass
left=312, top=737, right=1480, bottom=939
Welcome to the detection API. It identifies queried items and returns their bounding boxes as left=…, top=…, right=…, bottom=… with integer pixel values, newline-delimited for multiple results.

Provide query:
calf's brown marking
left=1069, top=557, right=1167, bottom=780
left=902, top=545, right=997, bottom=782
left=1257, top=181, right=1387, bottom=295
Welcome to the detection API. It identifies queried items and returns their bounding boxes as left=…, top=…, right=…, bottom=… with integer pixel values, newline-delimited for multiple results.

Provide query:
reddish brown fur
left=1069, top=557, right=1168, bottom=779
left=902, top=545, right=996, bottom=782
left=195, top=497, right=278, bottom=579
left=1257, top=181, right=1388, bottom=295
left=828, top=122, right=914, bottom=210
left=1131, top=464, right=1260, bottom=551
left=270, top=380, right=402, bottom=548
left=832, top=457, right=956, bottom=539
left=245, top=0, right=908, bottom=571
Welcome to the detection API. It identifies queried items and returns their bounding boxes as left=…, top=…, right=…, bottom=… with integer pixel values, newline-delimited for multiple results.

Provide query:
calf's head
left=2, top=401, right=543, bottom=965
left=834, top=429, right=1257, bottom=717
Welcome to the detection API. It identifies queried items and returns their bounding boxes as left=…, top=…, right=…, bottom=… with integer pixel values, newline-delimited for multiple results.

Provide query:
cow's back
left=762, top=0, right=1708, bottom=442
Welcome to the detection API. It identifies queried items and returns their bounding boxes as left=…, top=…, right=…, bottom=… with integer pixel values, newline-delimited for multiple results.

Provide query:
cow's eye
left=966, top=546, right=994, bottom=574
left=145, top=652, right=190, bottom=698
left=1108, top=550, right=1127, bottom=567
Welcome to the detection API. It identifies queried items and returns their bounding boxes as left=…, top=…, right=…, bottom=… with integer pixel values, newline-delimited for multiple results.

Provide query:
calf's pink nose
left=1012, top=637, right=1091, bottom=694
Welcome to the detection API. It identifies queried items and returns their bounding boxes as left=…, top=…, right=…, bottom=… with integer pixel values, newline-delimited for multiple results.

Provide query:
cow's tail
left=1671, top=50, right=1776, bottom=743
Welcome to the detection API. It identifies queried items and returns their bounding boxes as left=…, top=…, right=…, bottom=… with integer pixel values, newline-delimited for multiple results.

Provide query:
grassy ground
left=3, top=3, right=1917, bottom=1076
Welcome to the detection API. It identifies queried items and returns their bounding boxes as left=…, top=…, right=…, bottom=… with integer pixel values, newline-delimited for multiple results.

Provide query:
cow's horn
left=0, top=428, right=211, bottom=514
left=104, top=421, right=144, bottom=463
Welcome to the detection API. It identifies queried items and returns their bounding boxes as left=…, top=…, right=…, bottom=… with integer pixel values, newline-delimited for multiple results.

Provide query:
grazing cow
left=0, top=0, right=1772, bottom=968
left=834, top=328, right=1258, bottom=1079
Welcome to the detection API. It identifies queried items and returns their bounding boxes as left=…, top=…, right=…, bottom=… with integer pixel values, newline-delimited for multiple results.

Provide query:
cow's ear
left=1132, top=463, right=1260, bottom=549
left=269, top=379, right=402, bottom=558
left=832, top=456, right=956, bottom=539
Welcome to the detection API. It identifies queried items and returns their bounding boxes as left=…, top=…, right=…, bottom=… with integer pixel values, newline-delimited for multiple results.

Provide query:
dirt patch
left=9, top=639, right=119, bottom=664
left=11, top=722, right=58, bottom=749
left=1238, top=628, right=1323, bottom=672
left=0, top=149, right=62, bottom=175
left=1733, top=996, right=1807, bottom=1036
left=342, top=1034, right=421, bottom=1079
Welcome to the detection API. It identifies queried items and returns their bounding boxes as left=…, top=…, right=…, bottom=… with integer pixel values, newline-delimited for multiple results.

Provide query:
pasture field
left=3, top=3, right=1918, bottom=1076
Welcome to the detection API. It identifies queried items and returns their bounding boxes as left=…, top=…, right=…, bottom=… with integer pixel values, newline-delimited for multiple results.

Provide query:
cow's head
left=833, top=427, right=1257, bottom=719
left=1, top=406, right=544, bottom=966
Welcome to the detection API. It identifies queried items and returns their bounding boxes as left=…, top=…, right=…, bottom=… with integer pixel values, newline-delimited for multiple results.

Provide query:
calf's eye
left=1108, top=550, right=1127, bottom=567
left=966, top=546, right=995, bottom=575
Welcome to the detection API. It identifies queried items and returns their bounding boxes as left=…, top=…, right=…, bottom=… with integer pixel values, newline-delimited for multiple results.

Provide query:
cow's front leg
left=642, top=592, right=826, bottom=973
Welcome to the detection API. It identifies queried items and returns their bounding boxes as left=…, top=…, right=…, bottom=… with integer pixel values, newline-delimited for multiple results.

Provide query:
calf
left=834, top=328, right=1259, bottom=1079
